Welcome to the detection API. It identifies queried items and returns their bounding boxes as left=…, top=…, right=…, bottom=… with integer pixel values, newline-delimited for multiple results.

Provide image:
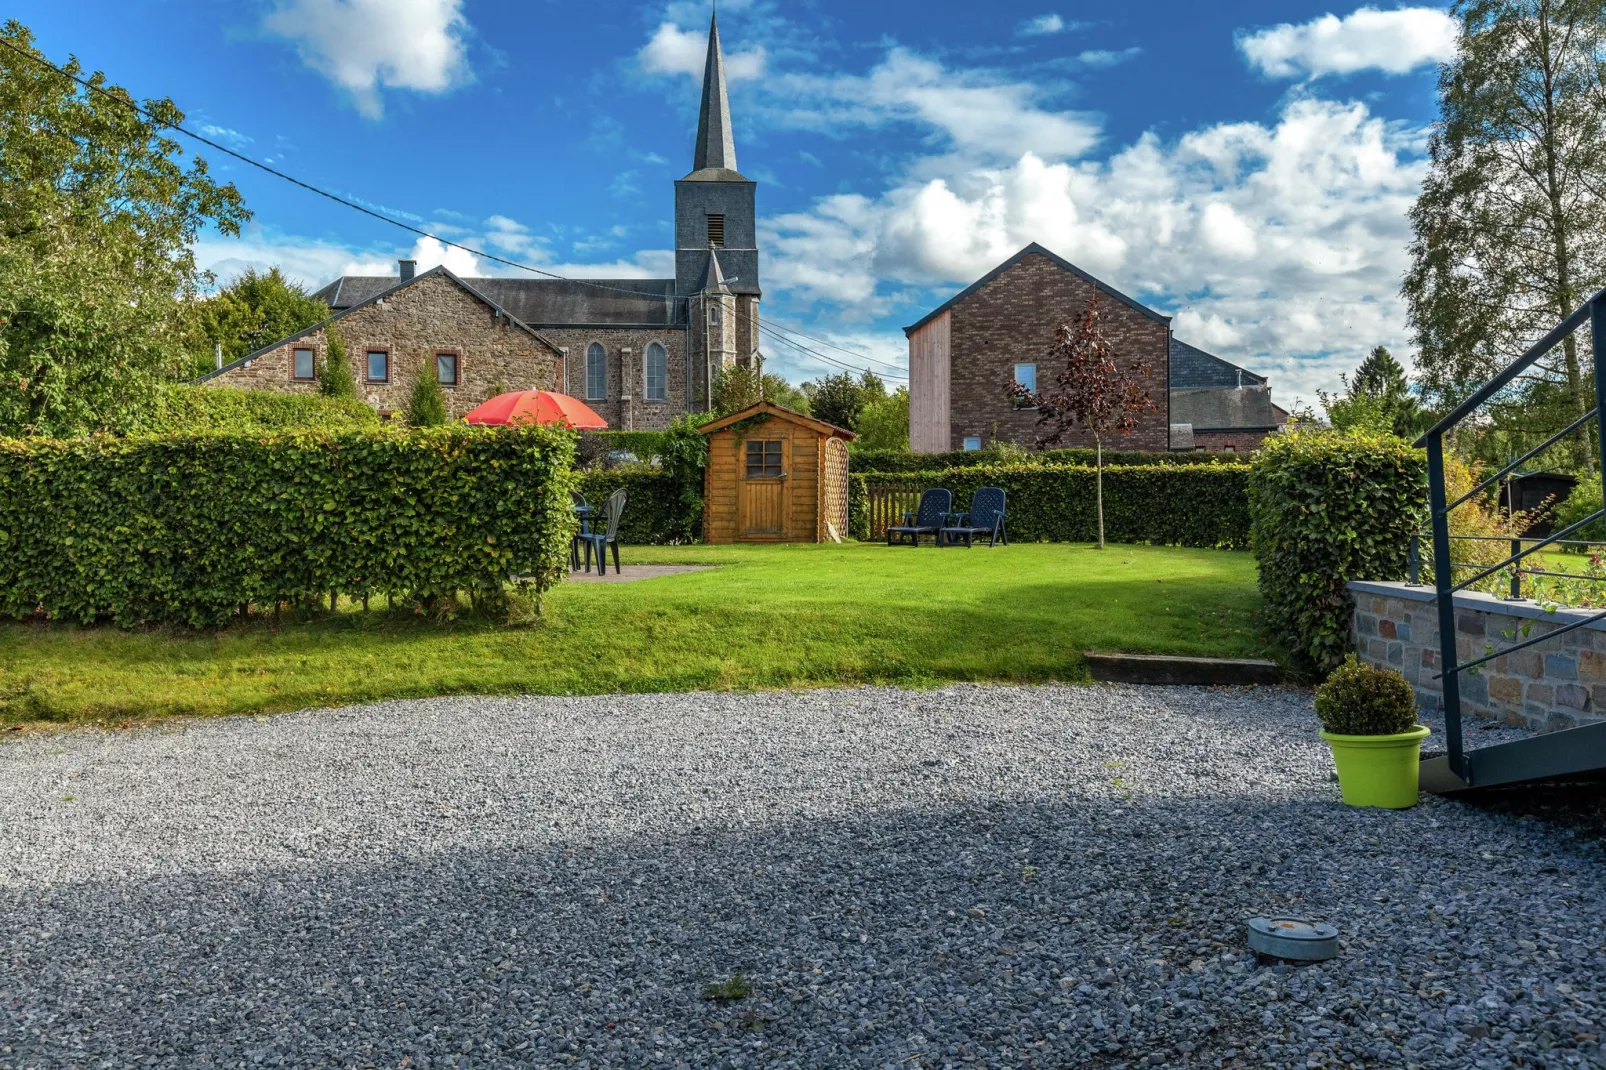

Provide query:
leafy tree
left=0, top=21, right=249, bottom=436
left=807, top=372, right=869, bottom=430
left=318, top=328, right=356, bottom=398
left=1014, top=294, right=1156, bottom=548
left=1319, top=348, right=1422, bottom=437
left=855, top=386, right=909, bottom=450
left=1319, top=385, right=1395, bottom=436
left=1404, top=0, right=1606, bottom=468
left=405, top=372, right=449, bottom=427
left=762, top=374, right=811, bottom=413
left=193, top=266, right=328, bottom=374
left=711, top=363, right=810, bottom=415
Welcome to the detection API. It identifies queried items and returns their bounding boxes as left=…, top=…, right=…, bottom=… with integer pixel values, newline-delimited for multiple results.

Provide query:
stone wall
left=1348, top=580, right=1606, bottom=734
left=206, top=273, right=562, bottom=419
left=947, top=253, right=1171, bottom=452
left=534, top=327, right=692, bottom=432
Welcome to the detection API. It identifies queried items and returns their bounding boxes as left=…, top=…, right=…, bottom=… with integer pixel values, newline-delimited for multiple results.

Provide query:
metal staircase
left=1418, top=292, right=1606, bottom=792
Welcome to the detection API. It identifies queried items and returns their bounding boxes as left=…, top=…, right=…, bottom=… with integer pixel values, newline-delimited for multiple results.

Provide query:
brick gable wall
left=947, top=253, right=1171, bottom=452
left=206, top=273, right=563, bottom=419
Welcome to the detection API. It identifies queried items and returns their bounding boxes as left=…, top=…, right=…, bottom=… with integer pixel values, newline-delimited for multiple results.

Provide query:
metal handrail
left=1441, top=407, right=1597, bottom=514
left=1420, top=293, right=1606, bottom=783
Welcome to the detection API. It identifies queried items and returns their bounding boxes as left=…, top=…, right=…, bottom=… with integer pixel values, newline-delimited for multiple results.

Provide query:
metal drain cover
left=1247, top=917, right=1339, bottom=961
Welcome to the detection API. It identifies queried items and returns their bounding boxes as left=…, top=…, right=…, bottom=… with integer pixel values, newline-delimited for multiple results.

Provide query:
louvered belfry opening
left=706, top=213, right=726, bottom=246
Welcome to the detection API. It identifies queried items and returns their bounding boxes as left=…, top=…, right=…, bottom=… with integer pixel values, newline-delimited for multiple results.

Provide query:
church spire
left=692, top=11, right=738, bottom=174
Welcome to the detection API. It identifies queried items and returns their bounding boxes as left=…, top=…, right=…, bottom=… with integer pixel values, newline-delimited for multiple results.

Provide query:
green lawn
left=0, top=542, right=1278, bottom=725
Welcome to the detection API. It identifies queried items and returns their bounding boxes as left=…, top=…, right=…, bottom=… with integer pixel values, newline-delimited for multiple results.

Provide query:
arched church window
left=708, top=302, right=723, bottom=326
left=645, top=342, right=667, bottom=402
left=586, top=342, right=607, bottom=400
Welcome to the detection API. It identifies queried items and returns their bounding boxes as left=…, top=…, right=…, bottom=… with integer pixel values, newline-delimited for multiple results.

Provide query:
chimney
left=214, top=342, right=223, bottom=371
left=399, top=259, right=416, bottom=282
left=1236, top=367, right=1244, bottom=389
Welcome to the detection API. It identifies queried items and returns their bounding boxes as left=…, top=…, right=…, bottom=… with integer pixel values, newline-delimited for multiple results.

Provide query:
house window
left=585, top=342, right=607, bottom=400
left=962, top=436, right=982, bottom=451
left=645, top=342, right=667, bottom=402
left=1223, top=444, right=1236, bottom=455
left=746, top=440, right=784, bottom=478
left=1013, top=362, right=1037, bottom=408
left=436, top=352, right=459, bottom=386
left=365, top=350, right=389, bottom=383
left=292, top=347, right=315, bottom=381
left=707, top=213, right=726, bottom=246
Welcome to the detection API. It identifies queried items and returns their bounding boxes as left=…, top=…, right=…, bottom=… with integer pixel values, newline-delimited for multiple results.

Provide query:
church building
left=201, top=15, right=759, bottom=430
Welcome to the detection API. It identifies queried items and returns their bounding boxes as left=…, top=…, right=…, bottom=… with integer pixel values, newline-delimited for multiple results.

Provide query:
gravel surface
left=1, top=684, right=1603, bottom=1069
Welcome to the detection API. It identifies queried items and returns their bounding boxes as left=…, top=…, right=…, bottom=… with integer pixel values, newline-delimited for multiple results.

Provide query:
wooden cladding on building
left=908, top=310, right=951, bottom=454
left=700, top=401, right=855, bottom=544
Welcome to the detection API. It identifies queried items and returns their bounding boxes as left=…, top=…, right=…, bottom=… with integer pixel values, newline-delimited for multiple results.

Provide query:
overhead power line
left=759, top=322, right=908, bottom=381
left=761, top=319, right=910, bottom=375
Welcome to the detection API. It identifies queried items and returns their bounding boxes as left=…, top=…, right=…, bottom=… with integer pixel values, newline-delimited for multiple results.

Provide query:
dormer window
left=706, top=213, right=725, bottom=246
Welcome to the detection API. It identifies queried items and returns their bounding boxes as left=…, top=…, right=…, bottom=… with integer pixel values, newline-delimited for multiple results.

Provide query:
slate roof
left=691, top=12, right=742, bottom=179
left=1169, top=337, right=1268, bottom=390
left=311, top=275, right=683, bottom=327
left=903, top=243, right=1170, bottom=336
left=1169, top=387, right=1287, bottom=432
left=198, top=267, right=561, bottom=383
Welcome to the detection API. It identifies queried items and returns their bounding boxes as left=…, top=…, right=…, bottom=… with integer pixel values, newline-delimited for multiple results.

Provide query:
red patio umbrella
left=463, top=390, right=608, bottom=430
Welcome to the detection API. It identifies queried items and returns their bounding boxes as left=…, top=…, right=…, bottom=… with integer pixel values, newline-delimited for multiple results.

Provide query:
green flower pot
left=1319, top=724, right=1431, bottom=809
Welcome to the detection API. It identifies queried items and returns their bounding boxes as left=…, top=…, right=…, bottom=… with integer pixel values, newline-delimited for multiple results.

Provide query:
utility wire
left=761, top=318, right=910, bottom=374
left=759, top=321, right=908, bottom=381
left=4, top=34, right=915, bottom=379
left=0, top=35, right=687, bottom=304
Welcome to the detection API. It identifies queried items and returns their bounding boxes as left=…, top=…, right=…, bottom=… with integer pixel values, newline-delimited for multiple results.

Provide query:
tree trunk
left=1095, top=436, right=1105, bottom=550
left=1536, top=6, right=1595, bottom=473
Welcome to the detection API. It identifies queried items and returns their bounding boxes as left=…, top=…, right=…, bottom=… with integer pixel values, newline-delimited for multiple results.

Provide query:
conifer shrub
left=318, top=328, right=357, bottom=399
left=406, top=373, right=449, bottom=427
left=1314, top=655, right=1419, bottom=735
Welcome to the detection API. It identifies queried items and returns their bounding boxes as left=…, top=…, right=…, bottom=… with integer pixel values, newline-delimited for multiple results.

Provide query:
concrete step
left=1083, top=652, right=1281, bottom=687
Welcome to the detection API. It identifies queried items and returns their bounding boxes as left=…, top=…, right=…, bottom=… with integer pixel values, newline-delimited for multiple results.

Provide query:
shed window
left=292, top=347, right=315, bottom=381
left=645, top=342, right=667, bottom=402
left=585, top=342, right=606, bottom=400
left=962, top=436, right=982, bottom=451
left=745, top=440, right=784, bottom=478
left=366, top=350, right=389, bottom=383
left=436, top=352, right=459, bottom=385
left=707, top=213, right=725, bottom=246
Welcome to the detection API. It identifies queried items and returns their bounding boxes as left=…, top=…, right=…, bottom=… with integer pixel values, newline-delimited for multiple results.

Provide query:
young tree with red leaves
left=1012, top=294, right=1156, bottom=548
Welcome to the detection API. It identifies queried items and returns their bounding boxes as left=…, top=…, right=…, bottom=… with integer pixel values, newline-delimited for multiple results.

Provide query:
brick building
left=200, top=14, right=758, bottom=429
left=1167, top=338, right=1289, bottom=455
left=904, top=243, right=1284, bottom=454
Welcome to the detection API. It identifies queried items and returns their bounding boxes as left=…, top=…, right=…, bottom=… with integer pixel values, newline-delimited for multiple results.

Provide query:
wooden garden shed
left=700, top=401, right=855, bottom=544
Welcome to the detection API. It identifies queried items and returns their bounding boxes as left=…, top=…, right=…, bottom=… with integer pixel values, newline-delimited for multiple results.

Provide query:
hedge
left=850, top=463, right=1252, bottom=548
left=134, top=385, right=380, bottom=435
left=1248, top=430, right=1426, bottom=674
left=578, top=465, right=701, bottom=545
left=0, top=426, right=577, bottom=628
left=850, top=445, right=1239, bottom=473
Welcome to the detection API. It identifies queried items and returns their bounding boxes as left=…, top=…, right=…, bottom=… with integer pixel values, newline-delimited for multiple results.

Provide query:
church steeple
left=692, top=13, right=738, bottom=175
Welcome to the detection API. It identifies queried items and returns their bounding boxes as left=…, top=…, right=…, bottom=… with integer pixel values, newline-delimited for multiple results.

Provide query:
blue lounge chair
left=578, top=488, right=627, bottom=575
left=886, top=488, right=951, bottom=546
left=940, top=487, right=1008, bottom=547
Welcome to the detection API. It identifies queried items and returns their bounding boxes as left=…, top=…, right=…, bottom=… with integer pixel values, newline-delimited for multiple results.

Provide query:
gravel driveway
left=1, top=685, right=1602, bottom=1069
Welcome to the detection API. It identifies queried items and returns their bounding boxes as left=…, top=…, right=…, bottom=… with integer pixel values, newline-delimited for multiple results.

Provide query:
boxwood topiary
left=1314, top=655, right=1419, bottom=736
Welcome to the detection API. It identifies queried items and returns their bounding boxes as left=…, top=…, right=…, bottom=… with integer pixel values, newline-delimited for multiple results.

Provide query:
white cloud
left=196, top=123, right=252, bottom=149
left=263, top=0, right=473, bottom=118
left=1076, top=48, right=1142, bottom=69
left=764, top=98, right=1430, bottom=405
left=639, top=22, right=767, bottom=81
left=1018, top=14, right=1065, bottom=36
left=1238, top=6, right=1457, bottom=79
left=774, top=49, right=1101, bottom=162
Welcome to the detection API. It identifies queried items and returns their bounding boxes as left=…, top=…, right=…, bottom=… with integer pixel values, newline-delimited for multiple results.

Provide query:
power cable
left=761, top=318, right=910, bottom=374
left=759, top=322, right=908, bottom=381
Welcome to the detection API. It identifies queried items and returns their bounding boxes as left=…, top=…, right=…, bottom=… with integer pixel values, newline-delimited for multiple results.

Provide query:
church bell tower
left=675, top=12, right=760, bottom=406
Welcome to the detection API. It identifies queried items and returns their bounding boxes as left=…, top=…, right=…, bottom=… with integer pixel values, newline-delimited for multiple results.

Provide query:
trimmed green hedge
left=134, top=385, right=380, bottom=434
left=850, top=446, right=1238, bottom=473
left=851, top=463, right=1252, bottom=548
left=1249, top=430, right=1426, bottom=674
left=583, top=430, right=669, bottom=459
left=578, top=465, right=701, bottom=545
left=0, top=426, right=577, bottom=628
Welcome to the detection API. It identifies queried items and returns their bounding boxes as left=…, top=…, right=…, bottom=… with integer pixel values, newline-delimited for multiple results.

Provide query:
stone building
left=200, top=15, right=759, bottom=429
left=904, top=243, right=1283, bottom=454
left=1167, top=338, right=1289, bottom=455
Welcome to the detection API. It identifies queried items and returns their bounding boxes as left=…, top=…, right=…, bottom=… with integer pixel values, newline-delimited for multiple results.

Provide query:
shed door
left=739, top=437, right=788, bottom=539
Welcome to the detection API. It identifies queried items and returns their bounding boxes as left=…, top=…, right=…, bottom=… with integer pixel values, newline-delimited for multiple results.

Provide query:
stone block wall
left=534, top=327, right=692, bottom=432
left=206, top=273, right=562, bottom=419
left=1348, top=580, right=1606, bottom=734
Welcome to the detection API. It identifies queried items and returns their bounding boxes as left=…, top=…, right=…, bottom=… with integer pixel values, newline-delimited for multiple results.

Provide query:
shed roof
left=1169, top=386, right=1287, bottom=432
left=311, top=274, right=683, bottom=327
left=698, top=400, right=857, bottom=440
left=903, top=243, right=1170, bottom=336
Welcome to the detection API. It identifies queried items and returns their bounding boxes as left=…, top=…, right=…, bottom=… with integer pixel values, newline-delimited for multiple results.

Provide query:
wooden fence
left=864, top=485, right=925, bottom=539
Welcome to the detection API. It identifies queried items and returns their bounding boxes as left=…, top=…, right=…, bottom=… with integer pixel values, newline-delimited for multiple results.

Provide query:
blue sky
left=14, top=1, right=1460, bottom=403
